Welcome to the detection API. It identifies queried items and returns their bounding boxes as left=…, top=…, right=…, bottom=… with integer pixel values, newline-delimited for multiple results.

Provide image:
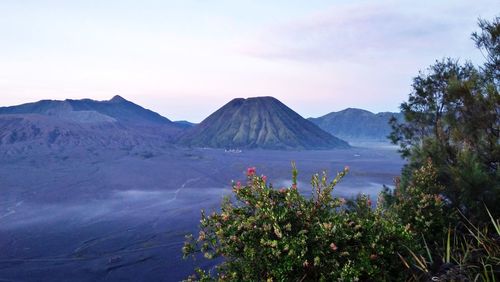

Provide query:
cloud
left=1, top=0, right=498, bottom=120
left=239, top=0, right=498, bottom=63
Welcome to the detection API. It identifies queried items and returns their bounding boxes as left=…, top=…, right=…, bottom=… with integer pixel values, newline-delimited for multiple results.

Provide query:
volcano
left=178, top=96, right=349, bottom=150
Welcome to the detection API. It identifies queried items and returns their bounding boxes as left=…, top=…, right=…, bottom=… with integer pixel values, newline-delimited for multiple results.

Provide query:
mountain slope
left=0, top=95, right=174, bottom=125
left=178, top=97, right=349, bottom=150
left=308, top=108, right=403, bottom=142
left=0, top=96, right=184, bottom=152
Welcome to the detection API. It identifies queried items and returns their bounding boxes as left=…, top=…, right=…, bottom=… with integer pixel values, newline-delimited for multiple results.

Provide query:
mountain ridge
left=0, top=95, right=175, bottom=125
left=308, top=108, right=403, bottom=142
left=0, top=96, right=184, bottom=151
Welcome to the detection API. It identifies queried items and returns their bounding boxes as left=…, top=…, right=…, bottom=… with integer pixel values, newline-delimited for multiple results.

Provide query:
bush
left=400, top=208, right=500, bottom=281
left=183, top=166, right=414, bottom=281
left=381, top=160, right=500, bottom=281
left=381, top=159, right=451, bottom=244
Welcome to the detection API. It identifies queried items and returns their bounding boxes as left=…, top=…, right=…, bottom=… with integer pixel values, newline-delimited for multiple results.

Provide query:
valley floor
left=0, top=144, right=404, bottom=281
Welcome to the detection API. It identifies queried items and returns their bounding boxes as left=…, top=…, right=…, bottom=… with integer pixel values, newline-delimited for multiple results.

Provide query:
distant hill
left=178, top=97, right=349, bottom=150
left=308, top=108, right=403, bottom=142
left=0, top=96, right=184, bottom=151
left=174, top=120, right=196, bottom=128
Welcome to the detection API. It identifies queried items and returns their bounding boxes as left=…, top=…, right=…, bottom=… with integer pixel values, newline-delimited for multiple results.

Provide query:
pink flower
left=367, top=199, right=372, bottom=206
left=344, top=165, right=350, bottom=171
left=291, top=183, right=297, bottom=190
left=247, top=167, right=256, bottom=176
left=261, top=175, right=267, bottom=182
left=233, top=182, right=242, bottom=192
left=330, top=243, right=338, bottom=251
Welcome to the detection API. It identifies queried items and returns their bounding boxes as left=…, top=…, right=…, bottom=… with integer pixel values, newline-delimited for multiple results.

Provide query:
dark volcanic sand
left=0, top=144, right=404, bottom=281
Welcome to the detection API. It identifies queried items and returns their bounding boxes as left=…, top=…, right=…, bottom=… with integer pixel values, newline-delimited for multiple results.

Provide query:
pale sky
left=0, top=0, right=498, bottom=122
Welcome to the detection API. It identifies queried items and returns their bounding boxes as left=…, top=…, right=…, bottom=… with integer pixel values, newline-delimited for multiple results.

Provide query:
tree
left=388, top=59, right=477, bottom=159
left=389, top=17, right=500, bottom=222
left=472, top=17, right=500, bottom=84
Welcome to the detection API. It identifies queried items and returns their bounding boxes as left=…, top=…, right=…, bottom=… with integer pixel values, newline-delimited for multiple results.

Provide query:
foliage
left=472, top=16, right=500, bottom=83
left=381, top=159, right=450, bottom=244
left=400, top=208, right=500, bottom=281
left=389, top=17, right=500, bottom=222
left=183, top=166, right=413, bottom=281
left=386, top=16, right=500, bottom=281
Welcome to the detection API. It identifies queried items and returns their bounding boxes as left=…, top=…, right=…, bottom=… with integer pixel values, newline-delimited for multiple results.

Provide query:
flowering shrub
left=183, top=165, right=413, bottom=281
left=381, top=159, right=450, bottom=244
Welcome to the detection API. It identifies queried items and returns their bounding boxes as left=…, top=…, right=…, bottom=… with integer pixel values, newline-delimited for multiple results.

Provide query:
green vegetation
left=381, top=159, right=450, bottom=245
left=182, top=16, right=499, bottom=281
left=400, top=207, right=500, bottom=281
left=183, top=166, right=413, bottom=281
left=384, top=16, right=500, bottom=280
left=389, top=17, right=499, bottom=222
